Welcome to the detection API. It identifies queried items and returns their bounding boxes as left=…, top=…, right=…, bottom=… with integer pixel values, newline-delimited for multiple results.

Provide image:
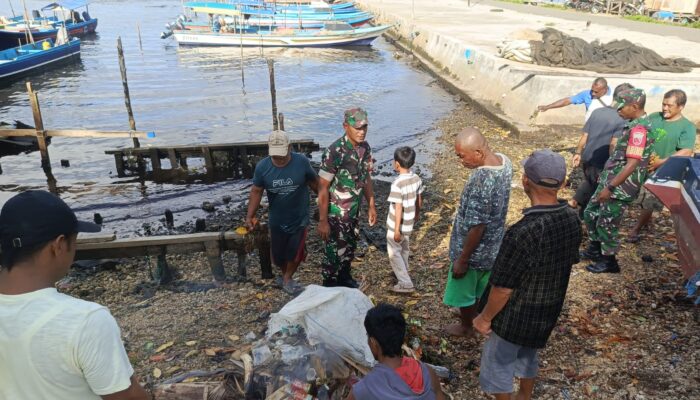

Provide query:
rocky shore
left=60, top=98, right=698, bottom=399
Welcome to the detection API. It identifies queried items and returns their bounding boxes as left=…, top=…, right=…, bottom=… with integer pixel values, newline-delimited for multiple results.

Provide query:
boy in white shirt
left=0, top=190, right=148, bottom=400
left=386, top=147, right=424, bottom=293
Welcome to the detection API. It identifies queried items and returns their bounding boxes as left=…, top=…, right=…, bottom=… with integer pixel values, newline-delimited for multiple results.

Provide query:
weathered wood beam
left=0, top=129, right=154, bottom=139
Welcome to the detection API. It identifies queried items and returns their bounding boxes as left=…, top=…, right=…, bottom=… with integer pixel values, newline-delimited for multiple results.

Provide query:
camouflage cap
left=614, top=88, right=646, bottom=110
left=344, top=108, right=368, bottom=128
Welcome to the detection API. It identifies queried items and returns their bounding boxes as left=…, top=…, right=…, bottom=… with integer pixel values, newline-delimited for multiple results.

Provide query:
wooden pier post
left=154, top=251, right=174, bottom=285
left=117, top=37, right=140, bottom=149
left=267, top=59, right=279, bottom=131
left=136, top=23, right=143, bottom=52
left=278, top=113, right=285, bottom=131
left=204, top=240, right=226, bottom=281
left=236, top=248, right=247, bottom=277
left=26, top=82, right=51, bottom=171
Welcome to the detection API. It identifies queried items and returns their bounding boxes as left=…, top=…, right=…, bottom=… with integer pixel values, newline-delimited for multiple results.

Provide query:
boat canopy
left=41, top=0, right=91, bottom=11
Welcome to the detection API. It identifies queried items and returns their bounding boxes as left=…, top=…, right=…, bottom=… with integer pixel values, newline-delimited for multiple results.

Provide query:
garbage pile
left=153, top=285, right=375, bottom=400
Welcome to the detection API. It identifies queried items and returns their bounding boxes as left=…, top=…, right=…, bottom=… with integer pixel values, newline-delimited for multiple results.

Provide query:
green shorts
left=443, top=262, right=491, bottom=308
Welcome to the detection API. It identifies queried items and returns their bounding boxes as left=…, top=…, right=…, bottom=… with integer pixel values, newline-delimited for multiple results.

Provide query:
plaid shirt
left=487, top=201, right=582, bottom=348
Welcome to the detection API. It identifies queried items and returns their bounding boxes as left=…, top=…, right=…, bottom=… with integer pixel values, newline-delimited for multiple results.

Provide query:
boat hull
left=0, top=19, right=97, bottom=50
left=173, top=25, right=390, bottom=47
left=0, top=39, right=81, bottom=85
left=644, top=156, right=700, bottom=278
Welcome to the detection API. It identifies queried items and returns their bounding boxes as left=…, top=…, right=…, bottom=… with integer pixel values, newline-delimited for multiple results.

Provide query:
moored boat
left=0, top=32, right=81, bottom=85
left=643, top=155, right=700, bottom=278
left=0, top=0, right=97, bottom=50
left=172, top=22, right=390, bottom=47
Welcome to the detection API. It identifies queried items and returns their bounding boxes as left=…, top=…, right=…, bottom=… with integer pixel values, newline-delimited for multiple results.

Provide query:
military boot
left=337, top=267, right=359, bottom=289
left=580, top=241, right=602, bottom=261
left=586, top=255, right=620, bottom=274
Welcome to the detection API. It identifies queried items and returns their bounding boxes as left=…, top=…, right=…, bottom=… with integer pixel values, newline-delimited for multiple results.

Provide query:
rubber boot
left=580, top=241, right=602, bottom=261
left=337, top=266, right=359, bottom=289
left=586, top=255, right=620, bottom=274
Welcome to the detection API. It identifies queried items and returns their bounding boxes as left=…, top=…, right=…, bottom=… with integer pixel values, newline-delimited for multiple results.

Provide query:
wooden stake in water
left=117, top=36, right=140, bottom=148
left=238, top=16, right=245, bottom=90
left=267, top=59, right=279, bottom=131
left=278, top=113, right=285, bottom=131
left=26, top=82, right=50, bottom=170
left=136, top=23, right=143, bottom=52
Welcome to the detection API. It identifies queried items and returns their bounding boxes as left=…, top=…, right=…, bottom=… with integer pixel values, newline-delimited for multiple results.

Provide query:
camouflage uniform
left=584, top=110, right=659, bottom=256
left=318, top=109, right=372, bottom=281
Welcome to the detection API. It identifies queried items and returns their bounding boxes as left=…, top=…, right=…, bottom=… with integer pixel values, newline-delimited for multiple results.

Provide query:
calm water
left=0, top=0, right=456, bottom=234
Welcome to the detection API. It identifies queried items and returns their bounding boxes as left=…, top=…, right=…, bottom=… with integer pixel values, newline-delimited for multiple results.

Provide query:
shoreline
left=59, top=98, right=699, bottom=398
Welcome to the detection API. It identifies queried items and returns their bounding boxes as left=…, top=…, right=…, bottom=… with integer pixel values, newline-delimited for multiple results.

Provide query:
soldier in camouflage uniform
left=582, top=88, right=661, bottom=273
left=317, top=108, right=377, bottom=287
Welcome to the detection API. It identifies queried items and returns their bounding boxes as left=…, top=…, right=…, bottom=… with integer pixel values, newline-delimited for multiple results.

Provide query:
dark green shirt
left=649, top=112, right=697, bottom=159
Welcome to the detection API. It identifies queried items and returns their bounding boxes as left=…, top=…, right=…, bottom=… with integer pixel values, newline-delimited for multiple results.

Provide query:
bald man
left=443, top=128, right=513, bottom=337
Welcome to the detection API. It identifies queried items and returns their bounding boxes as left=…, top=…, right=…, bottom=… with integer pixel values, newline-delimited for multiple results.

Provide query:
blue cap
left=520, top=149, right=567, bottom=188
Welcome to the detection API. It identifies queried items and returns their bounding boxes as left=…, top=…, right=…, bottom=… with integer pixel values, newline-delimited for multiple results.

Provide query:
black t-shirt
left=582, top=107, right=626, bottom=169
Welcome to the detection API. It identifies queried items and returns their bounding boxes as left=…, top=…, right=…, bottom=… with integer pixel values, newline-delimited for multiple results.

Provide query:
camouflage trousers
left=583, top=196, right=630, bottom=256
left=321, top=217, right=359, bottom=281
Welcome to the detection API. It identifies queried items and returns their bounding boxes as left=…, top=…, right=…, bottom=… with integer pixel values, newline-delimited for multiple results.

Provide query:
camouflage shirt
left=601, top=114, right=659, bottom=202
left=319, top=135, right=372, bottom=221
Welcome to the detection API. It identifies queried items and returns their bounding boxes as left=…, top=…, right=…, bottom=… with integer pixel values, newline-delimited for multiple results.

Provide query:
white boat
left=172, top=23, right=391, bottom=47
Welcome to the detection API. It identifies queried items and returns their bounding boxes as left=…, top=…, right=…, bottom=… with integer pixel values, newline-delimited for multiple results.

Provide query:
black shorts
left=270, top=227, right=307, bottom=267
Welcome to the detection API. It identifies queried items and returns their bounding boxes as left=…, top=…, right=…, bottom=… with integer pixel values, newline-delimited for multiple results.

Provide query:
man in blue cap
left=474, top=150, right=582, bottom=400
left=0, top=191, right=148, bottom=400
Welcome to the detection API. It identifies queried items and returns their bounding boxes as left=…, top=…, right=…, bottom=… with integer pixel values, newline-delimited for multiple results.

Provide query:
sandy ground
left=60, top=98, right=699, bottom=399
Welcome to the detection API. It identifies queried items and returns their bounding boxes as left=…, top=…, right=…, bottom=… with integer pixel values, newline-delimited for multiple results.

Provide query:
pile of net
left=498, top=28, right=700, bottom=74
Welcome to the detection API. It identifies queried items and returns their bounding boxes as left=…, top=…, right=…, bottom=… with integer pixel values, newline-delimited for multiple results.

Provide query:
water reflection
left=0, top=0, right=455, bottom=235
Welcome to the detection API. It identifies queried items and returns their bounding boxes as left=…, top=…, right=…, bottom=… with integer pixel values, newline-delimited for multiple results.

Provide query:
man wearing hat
left=317, top=108, right=377, bottom=288
left=246, top=130, right=319, bottom=294
left=581, top=88, right=661, bottom=273
left=0, top=191, right=148, bottom=399
left=473, top=150, right=582, bottom=400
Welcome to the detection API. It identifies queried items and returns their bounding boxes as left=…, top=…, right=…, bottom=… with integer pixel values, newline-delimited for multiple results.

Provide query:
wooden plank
left=105, top=139, right=318, bottom=155
left=0, top=129, right=152, bottom=139
left=77, top=232, right=116, bottom=244
left=150, top=148, right=162, bottom=171
left=167, top=148, right=178, bottom=170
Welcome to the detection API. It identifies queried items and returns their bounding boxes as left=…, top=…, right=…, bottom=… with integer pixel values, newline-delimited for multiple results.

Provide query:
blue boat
left=0, top=36, right=81, bottom=86
left=0, top=0, right=97, bottom=50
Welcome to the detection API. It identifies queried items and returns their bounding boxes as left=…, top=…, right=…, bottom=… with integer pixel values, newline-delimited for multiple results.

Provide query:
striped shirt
left=386, top=172, right=424, bottom=234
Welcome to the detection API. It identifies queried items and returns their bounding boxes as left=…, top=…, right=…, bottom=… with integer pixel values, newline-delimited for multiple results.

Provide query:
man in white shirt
left=0, top=190, right=148, bottom=400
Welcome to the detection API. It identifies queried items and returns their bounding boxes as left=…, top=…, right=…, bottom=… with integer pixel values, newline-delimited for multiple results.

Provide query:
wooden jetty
left=75, top=227, right=272, bottom=284
left=105, top=139, right=320, bottom=181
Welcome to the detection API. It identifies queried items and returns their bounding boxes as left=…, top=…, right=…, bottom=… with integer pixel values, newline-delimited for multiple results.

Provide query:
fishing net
left=527, top=28, right=700, bottom=74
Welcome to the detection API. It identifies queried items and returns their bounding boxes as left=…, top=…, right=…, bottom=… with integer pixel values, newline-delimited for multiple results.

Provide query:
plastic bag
left=268, top=285, right=375, bottom=366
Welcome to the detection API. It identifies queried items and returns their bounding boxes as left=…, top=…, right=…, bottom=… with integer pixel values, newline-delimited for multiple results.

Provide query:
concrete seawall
left=359, top=0, right=700, bottom=132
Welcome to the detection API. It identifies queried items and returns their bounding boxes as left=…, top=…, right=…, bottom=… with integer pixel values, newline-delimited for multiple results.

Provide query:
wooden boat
left=644, top=155, right=700, bottom=278
left=0, top=0, right=97, bottom=50
left=0, top=33, right=81, bottom=85
left=172, top=22, right=390, bottom=47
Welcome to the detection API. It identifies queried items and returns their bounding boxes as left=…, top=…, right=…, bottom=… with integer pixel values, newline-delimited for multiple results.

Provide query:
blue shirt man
left=246, top=131, right=318, bottom=293
left=538, top=77, right=612, bottom=122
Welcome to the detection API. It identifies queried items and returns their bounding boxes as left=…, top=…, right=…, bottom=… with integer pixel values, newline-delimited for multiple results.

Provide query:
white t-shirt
left=0, top=288, right=134, bottom=399
left=585, top=92, right=614, bottom=122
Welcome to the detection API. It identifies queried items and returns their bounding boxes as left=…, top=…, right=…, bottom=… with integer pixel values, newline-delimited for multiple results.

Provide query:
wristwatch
left=606, top=184, right=616, bottom=192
